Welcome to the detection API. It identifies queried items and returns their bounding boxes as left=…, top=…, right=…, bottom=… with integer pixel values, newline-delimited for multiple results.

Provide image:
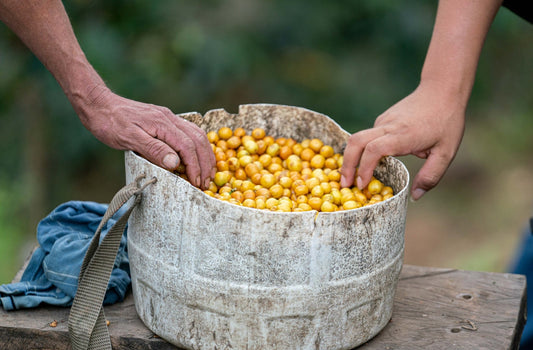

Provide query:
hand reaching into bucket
left=0, top=0, right=215, bottom=190
left=340, top=81, right=466, bottom=200
left=340, top=0, right=502, bottom=200
left=72, top=85, right=216, bottom=190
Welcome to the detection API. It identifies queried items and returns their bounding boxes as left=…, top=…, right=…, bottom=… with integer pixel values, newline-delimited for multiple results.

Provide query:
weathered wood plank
left=0, top=265, right=525, bottom=349
left=361, top=266, right=526, bottom=350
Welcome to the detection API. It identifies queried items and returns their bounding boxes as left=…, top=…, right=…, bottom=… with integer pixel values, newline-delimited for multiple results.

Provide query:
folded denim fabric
left=0, top=201, right=130, bottom=311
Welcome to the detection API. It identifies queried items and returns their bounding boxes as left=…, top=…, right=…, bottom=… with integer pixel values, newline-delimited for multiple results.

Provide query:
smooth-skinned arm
left=340, top=0, right=503, bottom=200
left=0, top=0, right=215, bottom=189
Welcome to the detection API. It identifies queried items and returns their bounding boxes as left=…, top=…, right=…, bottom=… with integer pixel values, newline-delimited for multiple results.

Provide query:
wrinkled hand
left=74, top=85, right=216, bottom=189
left=340, top=81, right=467, bottom=200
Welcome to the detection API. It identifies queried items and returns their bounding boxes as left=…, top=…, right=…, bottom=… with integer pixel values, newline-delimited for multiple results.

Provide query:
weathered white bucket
left=125, top=104, right=409, bottom=350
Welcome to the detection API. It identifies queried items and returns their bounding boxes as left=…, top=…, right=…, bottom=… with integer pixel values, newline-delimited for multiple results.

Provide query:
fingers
left=171, top=117, right=216, bottom=189
left=134, top=132, right=181, bottom=171
left=411, top=150, right=452, bottom=200
left=356, top=134, right=399, bottom=189
left=129, top=108, right=215, bottom=190
left=143, top=110, right=213, bottom=190
left=340, top=128, right=384, bottom=188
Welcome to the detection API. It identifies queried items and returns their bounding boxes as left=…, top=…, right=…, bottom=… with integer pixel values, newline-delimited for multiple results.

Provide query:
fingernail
left=340, top=175, right=347, bottom=187
left=163, top=154, right=179, bottom=170
left=411, top=188, right=426, bottom=201
left=204, top=177, right=210, bottom=189
left=195, top=175, right=201, bottom=187
left=356, top=176, right=363, bottom=190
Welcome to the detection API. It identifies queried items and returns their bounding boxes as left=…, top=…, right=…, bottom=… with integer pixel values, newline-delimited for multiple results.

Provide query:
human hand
left=340, top=81, right=467, bottom=200
left=73, top=85, right=216, bottom=189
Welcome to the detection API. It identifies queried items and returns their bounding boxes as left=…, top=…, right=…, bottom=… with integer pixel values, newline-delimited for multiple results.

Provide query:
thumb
left=137, top=137, right=181, bottom=171
left=411, top=152, right=451, bottom=200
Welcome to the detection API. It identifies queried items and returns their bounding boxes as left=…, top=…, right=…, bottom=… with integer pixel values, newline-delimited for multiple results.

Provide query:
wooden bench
left=0, top=264, right=526, bottom=349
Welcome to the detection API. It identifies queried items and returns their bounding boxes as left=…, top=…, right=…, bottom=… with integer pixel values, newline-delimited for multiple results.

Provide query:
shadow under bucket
left=125, top=104, right=410, bottom=349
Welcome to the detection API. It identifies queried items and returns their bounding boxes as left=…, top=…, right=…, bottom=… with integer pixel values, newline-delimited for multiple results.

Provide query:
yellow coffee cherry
left=309, top=138, right=324, bottom=153
left=308, top=197, right=323, bottom=211
left=252, top=128, right=266, bottom=139
left=259, top=154, right=272, bottom=168
left=320, top=182, right=332, bottom=194
left=311, top=185, right=325, bottom=198
left=227, top=136, right=241, bottom=149
left=381, top=186, right=394, bottom=196
left=279, top=176, right=293, bottom=189
left=298, top=203, right=312, bottom=211
left=325, top=158, right=338, bottom=170
left=260, top=174, right=276, bottom=189
left=296, top=195, right=308, bottom=204
left=368, top=179, right=384, bottom=195
left=320, top=201, right=335, bottom=212
left=320, top=145, right=335, bottom=158
left=300, top=148, right=315, bottom=162
left=218, top=127, right=233, bottom=140
left=286, top=155, right=303, bottom=172
left=244, top=140, right=259, bottom=155
left=269, top=184, right=284, bottom=199
left=255, top=197, right=266, bottom=209
left=208, top=181, right=218, bottom=193
left=214, top=172, right=230, bottom=187
left=266, top=143, right=281, bottom=157
left=305, top=177, right=320, bottom=190
left=343, top=200, right=360, bottom=210
left=207, top=131, right=219, bottom=144
left=328, top=170, right=341, bottom=182
left=294, top=184, right=309, bottom=196
left=239, top=155, right=253, bottom=167
left=265, top=197, right=279, bottom=210
left=234, top=127, right=246, bottom=138
left=243, top=199, right=256, bottom=208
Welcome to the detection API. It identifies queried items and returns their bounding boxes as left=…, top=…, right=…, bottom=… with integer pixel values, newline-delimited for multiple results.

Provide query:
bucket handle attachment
left=68, top=174, right=157, bottom=350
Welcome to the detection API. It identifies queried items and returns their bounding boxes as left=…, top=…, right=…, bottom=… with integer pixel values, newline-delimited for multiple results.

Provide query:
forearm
left=420, top=0, right=503, bottom=106
left=0, top=0, right=105, bottom=104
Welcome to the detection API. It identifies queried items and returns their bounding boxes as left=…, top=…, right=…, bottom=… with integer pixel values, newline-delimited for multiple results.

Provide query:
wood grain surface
left=0, top=265, right=525, bottom=349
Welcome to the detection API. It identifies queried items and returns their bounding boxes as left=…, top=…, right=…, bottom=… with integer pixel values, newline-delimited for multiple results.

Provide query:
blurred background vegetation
left=0, top=0, right=532, bottom=283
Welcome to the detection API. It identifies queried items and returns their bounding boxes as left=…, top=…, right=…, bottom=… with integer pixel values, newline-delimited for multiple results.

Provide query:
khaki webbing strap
left=68, top=174, right=156, bottom=350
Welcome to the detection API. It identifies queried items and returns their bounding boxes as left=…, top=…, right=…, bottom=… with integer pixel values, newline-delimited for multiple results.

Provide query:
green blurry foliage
left=0, top=1, right=531, bottom=280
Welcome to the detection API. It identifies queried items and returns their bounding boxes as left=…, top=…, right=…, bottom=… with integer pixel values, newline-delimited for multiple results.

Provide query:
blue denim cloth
left=0, top=201, right=130, bottom=311
left=509, top=217, right=533, bottom=349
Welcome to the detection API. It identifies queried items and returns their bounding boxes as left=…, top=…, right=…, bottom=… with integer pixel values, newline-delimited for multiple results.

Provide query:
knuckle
left=364, top=140, right=385, bottom=156
left=143, top=139, right=167, bottom=158
left=419, top=173, right=441, bottom=189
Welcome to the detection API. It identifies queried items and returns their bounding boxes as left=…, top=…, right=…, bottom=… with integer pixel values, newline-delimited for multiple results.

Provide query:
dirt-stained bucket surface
left=125, top=104, right=409, bottom=350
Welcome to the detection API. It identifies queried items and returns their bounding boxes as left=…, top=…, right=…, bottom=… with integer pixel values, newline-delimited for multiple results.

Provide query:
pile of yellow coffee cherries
left=178, top=127, right=394, bottom=212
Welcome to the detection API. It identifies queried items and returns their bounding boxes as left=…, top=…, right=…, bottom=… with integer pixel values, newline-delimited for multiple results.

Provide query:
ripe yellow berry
left=300, top=148, right=315, bottom=162
left=309, top=138, right=324, bottom=153
left=343, top=200, right=360, bottom=210
left=308, top=197, right=323, bottom=211
left=368, top=179, right=384, bottom=195
left=244, top=140, right=259, bottom=155
left=266, top=143, right=281, bottom=157
left=252, top=128, right=266, bottom=139
left=260, top=174, right=276, bottom=188
left=207, top=131, right=219, bottom=144
left=269, top=184, right=284, bottom=199
left=243, top=199, right=256, bottom=208
left=218, top=127, right=233, bottom=140
left=320, top=201, right=335, bottom=212
left=319, top=145, right=335, bottom=158
left=214, top=172, right=230, bottom=187
left=234, top=127, right=246, bottom=137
